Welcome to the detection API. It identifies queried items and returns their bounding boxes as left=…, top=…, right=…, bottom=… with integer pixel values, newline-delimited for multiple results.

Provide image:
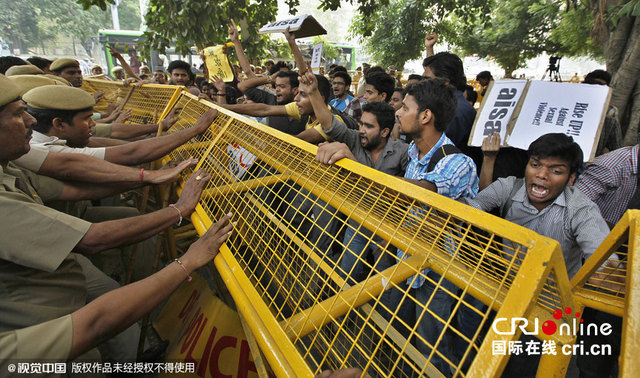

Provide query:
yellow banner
left=203, top=43, right=235, bottom=83
left=153, top=273, right=265, bottom=378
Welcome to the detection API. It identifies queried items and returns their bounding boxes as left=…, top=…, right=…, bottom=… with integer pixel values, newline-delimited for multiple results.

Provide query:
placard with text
left=469, top=80, right=611, bottom=161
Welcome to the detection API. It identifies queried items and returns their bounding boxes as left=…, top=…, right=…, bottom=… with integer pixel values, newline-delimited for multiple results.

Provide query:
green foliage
left=0, top=0, right=41, bottom=52
left=75, top=0, right=115, bottom=10
left=449, top=0, right=563, bottom=76
left=140, top=0, right=278, bottom=60
left=311, top=36, right=339, bottom=60
left=349, top=0, right=490, bottom=69
left=549, top=5, right=603, bottom=59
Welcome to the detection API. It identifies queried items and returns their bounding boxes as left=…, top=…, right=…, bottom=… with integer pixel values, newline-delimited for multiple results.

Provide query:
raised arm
left=237, top=73, right=274, bottom=93
left=103, top=109, right=218, bottom=165
left=229, top=19, right=255, bottom=79
left=479, top=132, right=500, bottom=190
left=299, top=69, right=332, bottom=130
left=425, top=33, right=438, bottom=58
left=108, top=45, right=141, bottom=81
left=284, top=27, right=307, bottom=75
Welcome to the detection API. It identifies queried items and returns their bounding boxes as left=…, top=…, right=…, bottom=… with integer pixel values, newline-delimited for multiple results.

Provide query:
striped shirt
left=576, top=144, right=639, bottom=225
left=463, top=176, right=610, bottom=278
left=398, top=133, right=479, bottom=288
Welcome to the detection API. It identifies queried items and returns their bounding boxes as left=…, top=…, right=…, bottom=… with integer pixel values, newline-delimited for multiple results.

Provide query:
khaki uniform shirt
left=92, top=123, right=112, bottom=138
left=0, top=315, right=72, bottom=365
left=0, top=164, right=90, bottom=333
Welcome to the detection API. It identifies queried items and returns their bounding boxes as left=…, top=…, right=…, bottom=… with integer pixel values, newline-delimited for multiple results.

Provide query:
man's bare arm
left=103, top=109, right=217, bottom=165
left=222, top=102, right=288, bottom=117
left=74, top=169, right=209, bottom=254
left=284, top=27, right=307, bottom=75
left=237, top=75, right=271, bottom=93
left=108, top=116, right=179, bottom=140
left=404, top=177, right=437, bottom=192
left=38, top=152, right=197, bottom=185
left=229, top=19, right=256, bottom=79
left=88, top=137, right=129, bottom=147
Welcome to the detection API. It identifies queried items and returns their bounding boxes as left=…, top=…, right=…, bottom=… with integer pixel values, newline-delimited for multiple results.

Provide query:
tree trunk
left=624, top=83, right=640, bottom=145
left=605, top=16, right=634, bottom=73
left=609, top=17, right=640, bottom=144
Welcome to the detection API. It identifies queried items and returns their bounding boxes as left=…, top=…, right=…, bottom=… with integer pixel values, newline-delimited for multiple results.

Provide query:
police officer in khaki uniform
left=0, top=74, right=215, bottom=363
left=5, top=64, right=44, bottom=76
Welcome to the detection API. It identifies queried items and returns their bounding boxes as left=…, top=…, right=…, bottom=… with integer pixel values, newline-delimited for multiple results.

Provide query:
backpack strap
left=501, top=178, right=525, bottom=218
left=427, top=144, right=462, bottom=172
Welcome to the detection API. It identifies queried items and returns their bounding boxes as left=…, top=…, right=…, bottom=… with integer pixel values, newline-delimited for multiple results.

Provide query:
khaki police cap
left=50, top=58, right=79, bottom=72
left=23, top=85, right=95, bottom=110
left=8, top=75, right=57, bottom=95
left=5, top=65, right=44, bottom=77
left=111, top=66, right=124, bottom=73
left=0, top=74, right=22, bottom=108
left=43, top=74, right=72, bottom=86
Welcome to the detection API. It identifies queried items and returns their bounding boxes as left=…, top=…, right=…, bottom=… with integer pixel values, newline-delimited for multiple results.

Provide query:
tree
left=0, top=0, right=41, bottom=53
left=578, top=0, right=640, bottom=144
left=449, top=0, right=563, bottom=78
left=349, top=0, right=490, bottom=70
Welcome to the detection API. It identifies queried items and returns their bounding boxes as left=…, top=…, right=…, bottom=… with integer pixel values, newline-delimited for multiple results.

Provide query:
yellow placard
left=153, top=273, right=266, bottom=378
left=203, top=43, right=235, bottom=83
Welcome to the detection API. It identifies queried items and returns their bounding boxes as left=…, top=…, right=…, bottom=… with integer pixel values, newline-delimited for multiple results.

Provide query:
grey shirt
left=461, top=176, right=610, bottom=278
left=324, top=116, right=409, bottom=176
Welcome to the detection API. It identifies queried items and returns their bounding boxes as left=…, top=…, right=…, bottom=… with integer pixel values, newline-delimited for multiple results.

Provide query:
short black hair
left=361, top=101, right=396, bottom=135
left=408, top=74, right=423, bottom=82
left=527, top=133, right=583, bottom=175
left=404, top=78, right=457, bottom=132
left=0, top=56, right=28, bottom=74
left=476, top=71, right=493, bottom=81
left=269, top=61, right=289, bottom=75
left=330, top=66, right=347, bottom=74
left=244, top=87, right=272, bottom=104
left=332, top=71, right=352, bottom=87
left=394, top=87, right=405, bottom=95
left=365, top=73, right=395, bottom=103
left=225, top=86, right=241, bottom=105
left=464, top=84, right=478, bottom=104
left=167, top=60, right=192, bottom=74
left=583, top=69, right=611, bottom=86
left=366, top=66, right=386, bottom=77
left=316, top=74, right=331, bottom=104
left=276, top=70, right=299, bottom=88
left=422, top=52, right=467, bottom=91
left=28, top=106, right=94, bottom=133
left=27, top=57, right=52, bottom=70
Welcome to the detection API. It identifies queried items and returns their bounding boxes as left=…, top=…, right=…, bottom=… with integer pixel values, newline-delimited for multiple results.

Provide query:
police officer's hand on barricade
left=144, top=158, right=199, bottom=184
left=172, top=168, right=212, bottom=217
left=184, top=213, right=234, bottom=266
left=193, top=108, right=219, bottom=134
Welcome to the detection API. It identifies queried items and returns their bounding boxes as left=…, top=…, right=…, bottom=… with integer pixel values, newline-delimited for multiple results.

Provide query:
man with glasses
left=329, top=71, right=354, bottom=112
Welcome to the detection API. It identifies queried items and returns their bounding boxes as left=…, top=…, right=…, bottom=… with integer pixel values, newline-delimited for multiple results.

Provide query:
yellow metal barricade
left=80, top=83, right=638, bottom=377
left=156, top=91, right=580, bottom=377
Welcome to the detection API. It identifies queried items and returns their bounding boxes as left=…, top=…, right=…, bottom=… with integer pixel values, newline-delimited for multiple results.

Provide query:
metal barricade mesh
left=155, top=92, right=578, bottom=377
left=82, top=78, right=127, bottom=112
left=572, top=211, right=632, bottom=317
left=80, top=83, right=637, bottom=377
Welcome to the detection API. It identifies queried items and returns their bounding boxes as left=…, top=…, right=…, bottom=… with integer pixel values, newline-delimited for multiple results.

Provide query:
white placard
left=227, top=143, right=257, bottom=181
left=506, top=81, right=610, bottom=160
left=470, top=80, right=527, bottom=146
left=310, top=43, right=323, bottom=74
left=258, top=15, right=326, bottom=38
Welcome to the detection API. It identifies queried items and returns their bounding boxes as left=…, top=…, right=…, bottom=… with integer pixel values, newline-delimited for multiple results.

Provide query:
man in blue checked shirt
left=395, top=78, right=479, bottom=376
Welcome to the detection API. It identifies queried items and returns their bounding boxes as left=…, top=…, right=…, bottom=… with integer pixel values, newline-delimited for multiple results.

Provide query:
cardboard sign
left=154, top=273, right=267, bottom=378
left=469, top=80, right=527, bottom=146
left=310, top=43, right=323, bottom=74
left=227, top=143, right=257, bottom=180
left=468, top=80, right=611, bottom=161
left=258, top=15, right=327, bottom=38
left=203, top=43, right=235, bottom=83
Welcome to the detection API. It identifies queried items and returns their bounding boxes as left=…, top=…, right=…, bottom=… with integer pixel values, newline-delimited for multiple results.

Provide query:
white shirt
left=30, top=131, right=106, bottom=159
